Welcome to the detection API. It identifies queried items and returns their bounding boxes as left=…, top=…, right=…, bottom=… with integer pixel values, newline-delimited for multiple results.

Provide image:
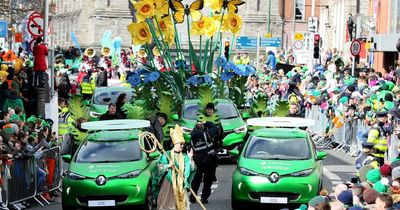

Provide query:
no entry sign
left=27, top=14, right=44, bottom=37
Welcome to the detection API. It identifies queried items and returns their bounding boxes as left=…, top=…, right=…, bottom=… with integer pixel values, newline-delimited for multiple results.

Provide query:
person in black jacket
left=189, top=122, right=218, bottom=204
left=95, top=67, right=108, bottom=87
left=115, top=93, right=128, bottom=119
left=99, top=103, right=123, bottom=121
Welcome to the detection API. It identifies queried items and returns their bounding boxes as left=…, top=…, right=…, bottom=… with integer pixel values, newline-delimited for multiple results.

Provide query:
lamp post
left=267, top=0, right=271, bottom=35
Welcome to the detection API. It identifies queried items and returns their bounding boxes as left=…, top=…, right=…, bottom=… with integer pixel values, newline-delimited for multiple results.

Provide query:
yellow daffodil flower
left=213, top=15, right=228, bottom=32
left=227, top=12, right=242, bottom=35
left=205, top=0, right=223, bottom=13
left=127, top=22, right=153, bottom=45
left=154, top=0, right=169, bottom=19
left=133, top=0, right=155, bottom=23
left=191, top=17, right=217, bottom=38
left=154, top=15, right=175, bottom=45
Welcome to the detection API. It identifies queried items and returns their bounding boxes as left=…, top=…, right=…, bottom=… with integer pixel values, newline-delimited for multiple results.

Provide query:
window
left=295, top=0, right=305, bottom=20
left=256, top=0, right=261, bottom=12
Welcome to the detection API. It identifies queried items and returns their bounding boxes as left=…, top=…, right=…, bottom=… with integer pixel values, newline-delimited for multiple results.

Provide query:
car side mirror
left=149, top=151, right=161, bottom=160
left=316, top=151, right=327, bottom=160
left=229, top=149, right=240, bottom=157
left=62, top=154, right=72, bottom=163
left=242, top=112, right=250, bottom=119
left=171, top=114, right=179, bottom=121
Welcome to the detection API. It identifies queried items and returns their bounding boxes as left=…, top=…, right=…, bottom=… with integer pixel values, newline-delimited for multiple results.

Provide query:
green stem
left=229, top=34, right=235, bottom=61
left=186, top=15, right=193, bottom=72
left=145, top=44, right=156, bottom=68
left=212, top=9, right=226, bottom=52
left=154, top=16, right=174, bottom=70
left=199, top=35, right=202, bottom=73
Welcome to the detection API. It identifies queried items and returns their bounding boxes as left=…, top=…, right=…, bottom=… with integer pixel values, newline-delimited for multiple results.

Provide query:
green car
left=180, top=99, right=248, bottom=155
left=89, top=86, right=134, bottom=120
left=230, top=118, right=327, bottom=208
left=62, top=120, right=159, bottom=210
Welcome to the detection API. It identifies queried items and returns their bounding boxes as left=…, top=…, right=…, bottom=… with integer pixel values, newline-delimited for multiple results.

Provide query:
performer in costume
left=156, top=125, right=196, bottom=210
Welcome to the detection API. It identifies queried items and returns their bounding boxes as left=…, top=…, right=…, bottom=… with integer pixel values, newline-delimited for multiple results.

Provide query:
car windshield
left=244, top=137, right=310, bottom=160
left=183, top=103, right=239, bottom=120
left=75, top=140, right=141, bottom=163
left=93, top=89, right=134, bottom=105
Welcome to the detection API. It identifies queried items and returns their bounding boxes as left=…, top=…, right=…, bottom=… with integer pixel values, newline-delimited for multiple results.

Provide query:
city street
left=31, top=148, right=356, bottom=210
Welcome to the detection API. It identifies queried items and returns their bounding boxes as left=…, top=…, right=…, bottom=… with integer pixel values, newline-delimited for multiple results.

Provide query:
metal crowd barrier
left=306, top=105, right=400, bottom=163
left=306, top=106, right=370, bottom=157
left=1, top=146, right=62, bottom=210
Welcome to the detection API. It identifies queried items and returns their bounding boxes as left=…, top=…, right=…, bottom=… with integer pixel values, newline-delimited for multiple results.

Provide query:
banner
left=70, top=32, right=82, bottom=55
left=0, top=21, right=7, bottom=38
left=15, top=33, right=23, bottom=43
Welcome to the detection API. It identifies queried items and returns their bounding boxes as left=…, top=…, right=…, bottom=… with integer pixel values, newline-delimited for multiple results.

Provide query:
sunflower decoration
left=127, top=22, right=153, bottom=45
left=169, top=0, right=204, bottom=23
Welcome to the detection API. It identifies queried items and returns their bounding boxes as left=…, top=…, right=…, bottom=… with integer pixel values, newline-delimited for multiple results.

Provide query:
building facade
left=370, top=0, right=400, bottom=72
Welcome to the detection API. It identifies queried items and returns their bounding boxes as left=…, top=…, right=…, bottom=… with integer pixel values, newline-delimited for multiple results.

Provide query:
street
left=30, top=148, right=356, bottom=210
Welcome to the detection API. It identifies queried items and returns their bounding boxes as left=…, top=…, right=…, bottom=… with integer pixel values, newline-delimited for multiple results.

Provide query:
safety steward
left=367, top=111, right=391, bottom=166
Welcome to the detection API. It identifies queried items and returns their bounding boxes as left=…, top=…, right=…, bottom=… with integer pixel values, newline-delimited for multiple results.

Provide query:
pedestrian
left=347, top=13, right=354, bottom=41
left=115, top=93, right=128, bottom=119
left=367, top=111, right=390, bottom=166
left=32, top=37, right=48, bottom=87
left=375, top=193, right=394, bottom=210
left=99, top=103, right=123, bottom=121
left=95, top=67, right=108, bottom=87
left=156, top=125, right=195, bottom=210
left=189, top=122, right=218, bottom=204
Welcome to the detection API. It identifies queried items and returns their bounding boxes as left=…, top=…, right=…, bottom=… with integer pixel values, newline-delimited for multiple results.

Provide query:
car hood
left=181, top=117, right=245, bottom=131
left=90, top=104, right=107, bottom=114
left=238, top=158, right=316, bottom=176
left=69, top=159, right=148, bottom=178
left=220, top=117, right=245, bottom=131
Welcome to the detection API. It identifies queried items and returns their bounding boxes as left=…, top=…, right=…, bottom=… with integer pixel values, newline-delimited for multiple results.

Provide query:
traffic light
left=224, top=41, right=230, bottom=59
left=313, top=34, right=320, bottom=59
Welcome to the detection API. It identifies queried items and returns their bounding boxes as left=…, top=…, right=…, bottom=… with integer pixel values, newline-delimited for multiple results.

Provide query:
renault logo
left=269, top=172, right=279, bottom=183
left=96, top=175, right=107, bottom=186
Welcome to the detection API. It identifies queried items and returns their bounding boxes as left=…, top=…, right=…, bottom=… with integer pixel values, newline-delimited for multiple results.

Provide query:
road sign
left=27, top=15, right=44, bottom=37
left=0, top=21, right=7, bottom=38
left=294, top=32, right=304, bottom=41
left=350, top=39, right=362, bottom=56
left=236, top=36, right=257, bottom=50
left=260, top=37, right=281, bottom=47
left=294, top=40, right=303, bottom=49
left=308, top=16, right=318, bottom=32
left=29, top=38, right=37, bottom=52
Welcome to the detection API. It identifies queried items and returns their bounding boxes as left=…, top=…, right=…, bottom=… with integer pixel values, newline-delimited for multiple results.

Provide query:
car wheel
left=138, top=185, right=153, bottom=210
left=61, top=202, right=76, bottom=210
left=231, top=194, right=241, bottom=210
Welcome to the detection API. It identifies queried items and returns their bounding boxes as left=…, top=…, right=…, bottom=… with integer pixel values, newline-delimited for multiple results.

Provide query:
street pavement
left=29, top=148, right=356, bottom=210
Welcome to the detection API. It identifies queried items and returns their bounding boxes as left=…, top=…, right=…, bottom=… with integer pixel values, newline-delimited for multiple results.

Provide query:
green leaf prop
left=69, top=128, right=88, bottom=145
left=68, top=95, right=89, bottom=121
left=251, top=93, right=268, bottom=117
left=122, top=102, right=147, bottom=120
left=197, top=84, right=216, bottom=112
left=274, top=101, right=290, bottom=117
left=158, top=91, right=175, bottom=122
left=189, top=40, right=201, bottom=72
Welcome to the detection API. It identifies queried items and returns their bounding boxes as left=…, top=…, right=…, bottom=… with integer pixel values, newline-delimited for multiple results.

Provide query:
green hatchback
left=180, top=99, right=248, bottom=154
left=230, top=118, right=327, bottom=209
left=89, top=86, right=135, bottom=120
left=62, top=120, right=158, bottom=210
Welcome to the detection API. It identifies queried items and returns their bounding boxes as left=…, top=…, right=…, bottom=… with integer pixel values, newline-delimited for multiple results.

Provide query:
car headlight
left=181, top=127, right=193, bottom=134
left=117, top=170, right=141, bottom=179
left=290, top=168, right=314, bottom=177
left=234, top=125, right=247, bottom=134
left=67, top=172, right=86, bottom=180
left=239, top=167, right=259, bottom=176
left=90, top=111, right=102, bottom=118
